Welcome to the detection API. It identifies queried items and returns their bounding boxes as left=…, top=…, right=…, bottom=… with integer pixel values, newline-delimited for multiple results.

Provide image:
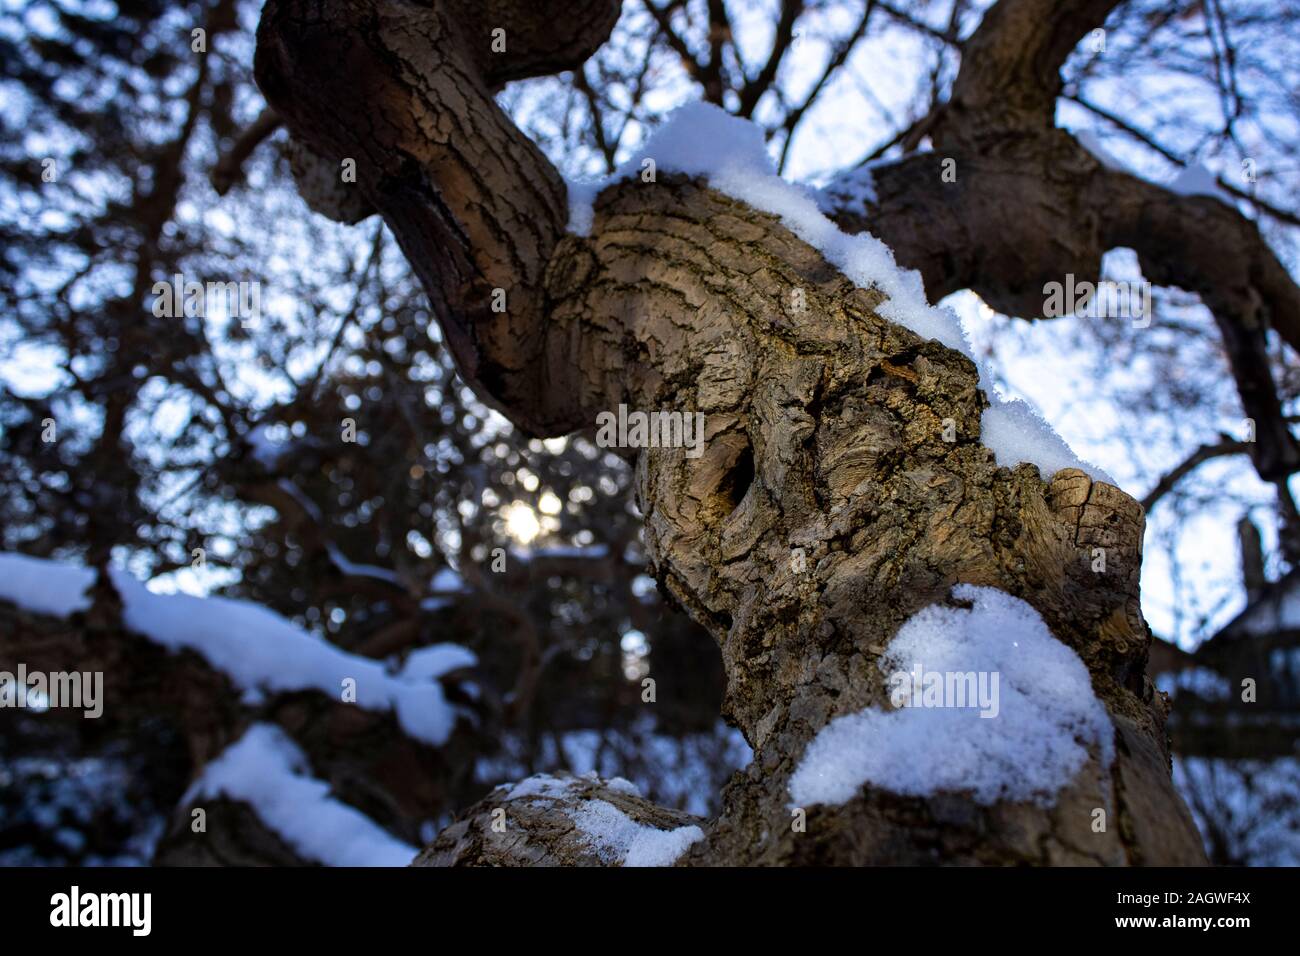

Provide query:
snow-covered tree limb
left=251, top=0, right=1210, bottom=864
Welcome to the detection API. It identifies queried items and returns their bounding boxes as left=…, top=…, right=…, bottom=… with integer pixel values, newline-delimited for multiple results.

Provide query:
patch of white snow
left=789, top=584, right=1113, bottom=808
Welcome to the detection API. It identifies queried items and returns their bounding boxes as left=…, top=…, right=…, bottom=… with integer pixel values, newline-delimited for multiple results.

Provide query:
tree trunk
left=255, top=0, right=1207, bottom=865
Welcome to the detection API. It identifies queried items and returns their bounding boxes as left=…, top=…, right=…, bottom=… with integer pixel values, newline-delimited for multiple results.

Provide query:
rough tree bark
left=253, top=0, right=1210, bottom=864
left=829, top=0, right=1300, bottom=484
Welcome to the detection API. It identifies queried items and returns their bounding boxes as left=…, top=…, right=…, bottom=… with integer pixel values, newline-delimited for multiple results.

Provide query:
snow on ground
left=567, top=102, right=1110, bottom=484
left=187, top=723, right=417, bottom=866
left=788, top=584, right=1113, bottom=808
left=0, top=552, right=473, bottom=746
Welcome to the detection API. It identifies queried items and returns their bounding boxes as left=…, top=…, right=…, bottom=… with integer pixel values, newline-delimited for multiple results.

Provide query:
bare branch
left=1069, top=93, right=1300, bottom=227
left=1140, top=438, right=1252, bottom=512
left=943, top=0, right=1122, bottom=144
left=210, top=107, right=282, bottom=195
left=737, top=0, right=804, bottom=118
left=777, top=0, right=873, bottom=172
left=641, top=0, right=717, bottom=102
left=255, top=0, right=621, bottom=435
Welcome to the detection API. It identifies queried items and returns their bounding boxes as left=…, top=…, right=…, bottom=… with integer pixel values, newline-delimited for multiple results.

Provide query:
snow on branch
left=0, top=552, right=474, bottom=747
left=789, top=585, right=1114, bottom=809
left=568, top=797, right=704, bottom=867
left=500, top=773, right=702, bottom=865
left=565, top=104, right=971, bottom=358
left=567, top=102, right=1111, bottom=485
left=187, top=723, right=417, bottom=867
left=417, top=772, right=706, bottom=867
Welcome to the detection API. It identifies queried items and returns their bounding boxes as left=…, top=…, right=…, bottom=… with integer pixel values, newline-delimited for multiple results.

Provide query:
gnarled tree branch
left=820, top=0, right=1300, bottom=482
left=253, top=0, right=1208, bottom=866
